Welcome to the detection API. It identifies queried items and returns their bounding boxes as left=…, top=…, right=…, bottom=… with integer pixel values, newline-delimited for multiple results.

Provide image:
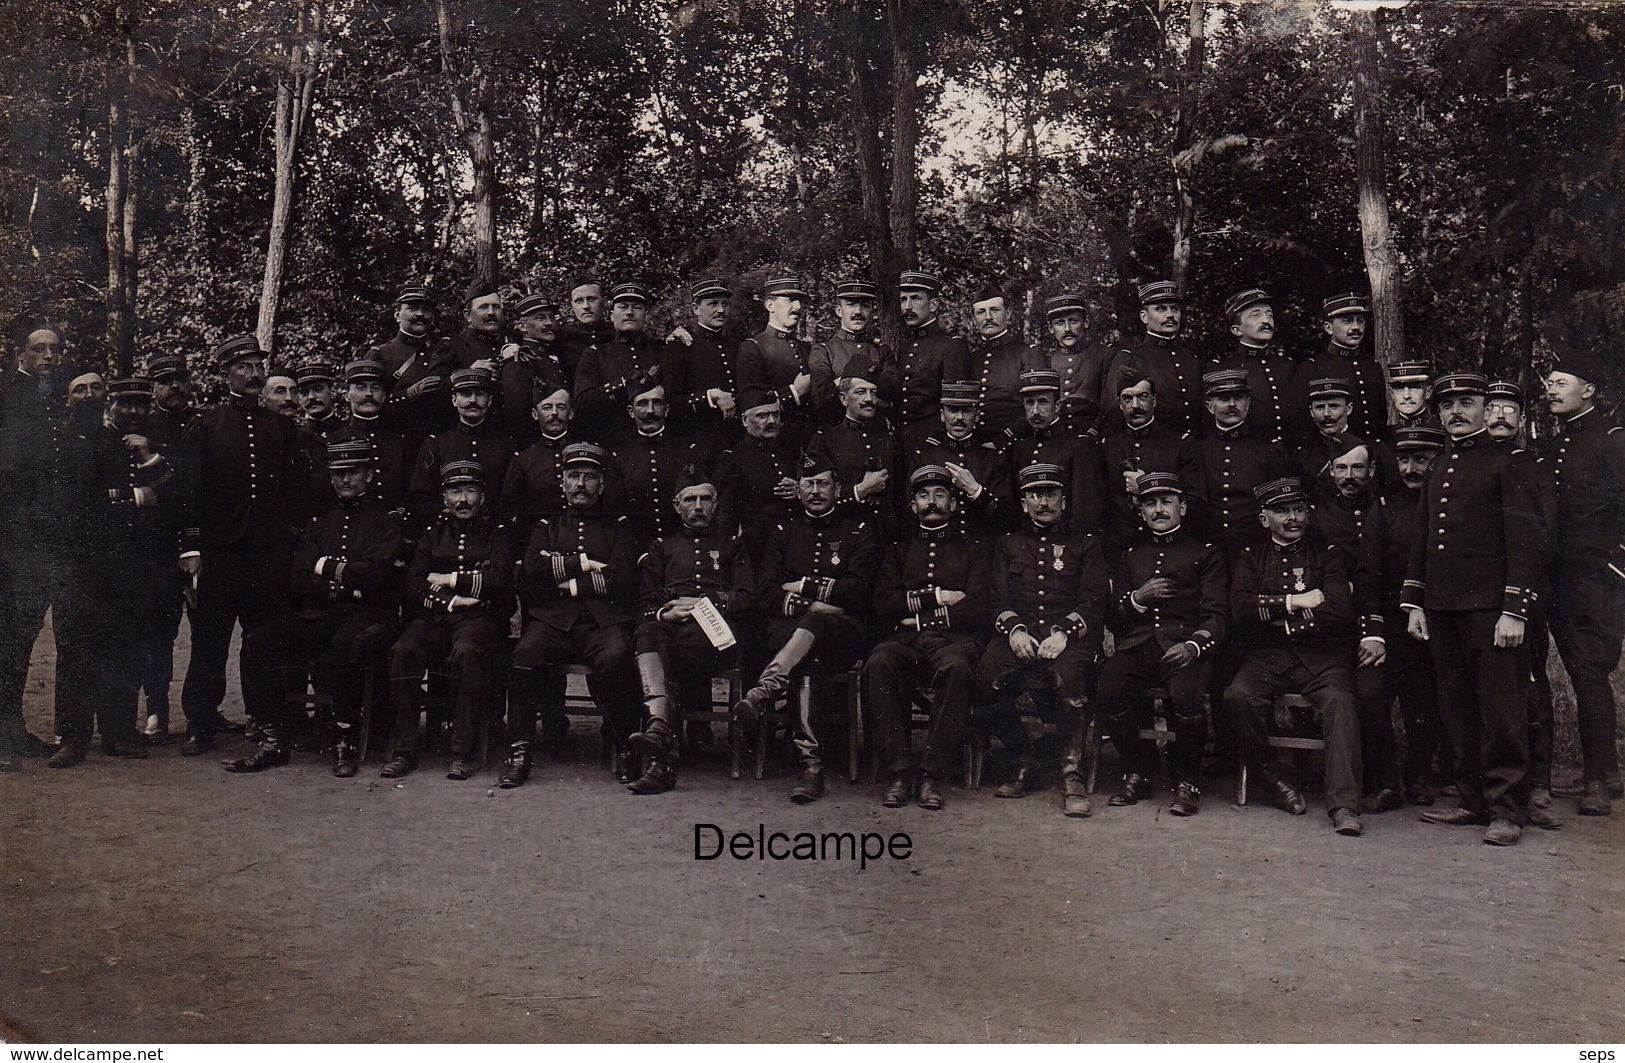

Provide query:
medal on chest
left=1292, top=567, right=1306, bottom=593
left=708, top=549, right=721, bottom=572
left=829, top=545, right=840, bottom=567
left=1052, top=543, right=1065, bottom=572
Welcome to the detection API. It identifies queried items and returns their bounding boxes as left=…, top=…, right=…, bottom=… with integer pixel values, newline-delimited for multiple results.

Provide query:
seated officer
left=1094, top=472, right=1227, bottom=816
left=980, top=463, right=1109, bottom=817
left=904, top=381, right=1011, bottom=532
left=865, top=465, right=994, bottom=811
left=626, top=469, right=754, bottom=795
left=733, top=453, right=881, bottom=804
left=228, top=439, right=404, bottom=776
left=1224, top=477, right=1362, bottom=835
left=382, top=460, right=514, bottom=781
left=508, top=443, right=640, bottom=790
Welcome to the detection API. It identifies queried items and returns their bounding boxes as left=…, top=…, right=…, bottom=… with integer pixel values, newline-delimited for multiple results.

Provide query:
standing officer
left=574, top=281, right=666, bottom=440
left=1210, top=288, right=1308, bottom=446
left=611, top=383, right=701, bottom=543
left=1404, top=373, right=1547, bottom=846
left=737, top=274, right=818, bottom=448
left=296, top=360, right=344, bottom=440
left=660, top=277, right=739, bottom=445
left=227, top=439, right=403, bottom=776
left=407, top=366, right=514, bottom=533
left=980, top=463, right=1110, bottom=817
left=500, top=292, right=565, bottom=448
left=1298, top=292, right=1388, bottom=441
left=1097, top=368, right=1200, bottom=550
left=809, top=280, right=898, bottom=425
left=434, top=279, right=507, bottom=372
left=864, top=465, right=994, bottom=811
left=965, top=286, right=1041, bottom=436
left=626, top=471, right=754, bottom=795
left=1384, top=360, right=1435, bottom=437
left=555, top=277, right=612, bottom=386
left=382, top=459, right=514, bottom=781
left=1042, top=293, right=1110, bottom=438
left=137, top=352, right=199, bottom=741
left=733, top=453, right=880, bottom=803
left=1225, top=477, right=1363, bottom=835
left=714, top=392, right=801, bottom=569
left=372, top=283, right=449, bottom=455
left=1094, top=471, right=1227, bottom=816
left=336, top=358, right=415, bottom=515
left=1542, top=351, right=1625, bottom=816
left=895, top=271, right=970, bottom=427
left=1102, top=280, right=1203, bottom=436
left=177, top=335, right=313, bottom=755
left=1007, top=368, right=1107, bottom=535
left=508, top=443, right=640, bottom=790
left=498, top=385, right=582, bottom=547
left=804, top=373, right=902, bottom=536
left=906, top=381, right=1011, bottom=533
left=1189, top=368, right=1295, bottom=558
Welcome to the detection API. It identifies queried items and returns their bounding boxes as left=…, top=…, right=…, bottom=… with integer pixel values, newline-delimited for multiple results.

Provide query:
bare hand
left=1161, top=641, right=1198, bottom=669
left=1292, top=589, right=1326, bottom=611
left=945, top=462, right=981, bottom=497
left=667, top=326, right=694, bottom=347
left=937, top=588, right=967, bottom=607
left=427, top=572, right=456, bottom=590
left=1009, top=629, right=1040, bottom=660
left=1136, top=577, right=1177, bottom=603
left=856, top=469, right=890, bottom=501
left=806, top=601, right=844, bottom=617
left=581, top=558, right=607, bottom=573
left=500, top=343, right=521, bottom=361
left=790, top=371, right=812, bottom=401
left=123, top=433, right=152, bottom=461
left=1357, top=637, right=1387, bottom=667
left=1037, top=631, right=1068, bottom=659
left=178, top=555, right=201, bottom=577
left=1406, top=609, right=1429, bottom=642
left=1122, top=467, right=1144, bottom=495
left=773, top=477, right=799, bottom=499
left=709, top=389, right=737, bottom=418
left=1494, top=613, right=1526, bottom=649
left=448, top=594, right=480, bottom=610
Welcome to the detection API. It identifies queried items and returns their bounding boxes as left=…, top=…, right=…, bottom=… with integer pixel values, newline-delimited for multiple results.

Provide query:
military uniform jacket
left=737, top=327, right=817, bottom=439
left=0, top=368, right=63, bottom=545
left=373, top=332, right=451, bottom=441
left=967, top=333, right=1042, bottom=435
left=501, top=343, right=566, bottom=449
left=145, top=404, right=199, bottom=453
left=904, top=425, right=1011, bottom=530
left=404, top=511, right=514, bottom=618
left=1191, top=421, right=1293, bottom=553
left=1309, top=481, right=1377, bottom=560
left=574, top=332, right=668, bottom=437
left=407, top=420, right=515, bottom=531
left=1107, top=526, right=1227, bottom=657
left=1541, top=406, right=1625, bottom=572
left=1208, top=344, right=1309, bottom=446
left=1047, top=341, right=1110, bottom=437
left=810, top=330, right=899, bottom=424
left=872, top=521, right=994, bottom=636
left=520, top=504, right=638, bottom=630
left=337, top=415, right=415, bottom=514
left=554, top=320, right=612, bottom=388
left=806, top=416, right=902, bottom=528
left=498, top=430, right=580, bottom=548
left=1007, top=424, right=1107, bottom=535
left=757, top=509, right=879, bottom=624
left=288, top=494, right=404, bottom=621
left=1102, top=334, right=1203, bottom=436
left=306, top=412, right=346, bottom=442
left=181, top=395, right=312, bottom=552
left=1232, top=534, right=1356, bottom=658
left=1401, top=429, right=1546, bottom=617
left=1355, top=487, right=1423, bottom=641
left=1098, top=420, right=1200, bottom=548
left=1298, top=344, right=1388, bottom=442
left=61, top=420, right=182, bottom=569
left=895, top=319, right=971, bottom=424
left=660, top=325, right=737, bottom=439
left=991, top=522, right=1109, bottom=649
left=715, top=436, right=799, bottom=542
left=612, top=428, right=702, bottom=542
left=636, top=527, right=754, bottom=623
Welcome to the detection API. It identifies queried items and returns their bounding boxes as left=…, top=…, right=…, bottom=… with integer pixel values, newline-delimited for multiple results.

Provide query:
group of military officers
left=2, top=270, right=1620, bottom=847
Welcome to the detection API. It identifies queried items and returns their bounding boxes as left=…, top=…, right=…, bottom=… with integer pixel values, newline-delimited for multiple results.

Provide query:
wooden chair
left=1084, top=687, right=1182, bottom=795
left=552, top=663, right=746, bottom=779
left=1236, top=693, right=1326, bottom=805
left=750, top=667, right=864, bottom=783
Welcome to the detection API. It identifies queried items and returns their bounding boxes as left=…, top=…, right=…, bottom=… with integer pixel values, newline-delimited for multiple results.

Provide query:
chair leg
left=1238, top=761, right=1249, bottom=806
left=847, top=671, right=861, bottom=784
left=1084, top=712, right=1102, bottom=795
left=728, top=671, right=743, bottom=781
left=357, top=666, right=375, bottom=765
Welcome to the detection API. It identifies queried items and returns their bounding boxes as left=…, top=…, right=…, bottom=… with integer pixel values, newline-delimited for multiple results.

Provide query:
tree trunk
left=1350, top=8, right=1406, bottom=369
left=845, top=43, right=892, bottom=289
left=886, top=0, right=918, bottom=276
left=437, top=0, right=499, bottom=287
left=106, top=5, right=130, bottom=375
left=1171, top=0, right=1205, bottom=290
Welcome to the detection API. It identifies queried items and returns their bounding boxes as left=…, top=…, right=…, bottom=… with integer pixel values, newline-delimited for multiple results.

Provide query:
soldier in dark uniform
left=500, top=292, right=565, bottom=449
left=660, top=277, right=740, bottom=445
left=1042, top=293, right=1110, bottom=439
left=574, top=281, right=666, bottom=440
left=804, top=372, right=902, bottom=536
left=1298, top=292, right=1388, bottom=441
left=1210, top=288, right=1308, bottom=446
left=1101, top=280, right=1203, bottom=436
left=177, top=335, right=313, bottom=755
left=498, top=385, right=581, bottom=548
left=1094, top=471, right=1227, bottom=816
left=1097, top=368, right=1200, bottom=550
left=336, top=359, right=415, bottom=516
left=905, top=381, right=1011, bottom=533
left=1405, top=373, right=1547, bottom=846
left=434, top=279, right=506, bottom=374
left=737, top=274, right=819, bottom=448
left=714, top=392, right=800, bottom=568
left=864, top=465, right=995, bottom=811
left=555, top=278, right=612, bottom=387
left=296, top=360, right=344, bottom=440
left=508, top=443, right=640, bottom=790
left=372, top=283, right=449, bottom=455
left=226, top=439, right=403, bottom=776
left=1226, top=477, right=1363, bottom=835
left=0, top=326, right=65, bottom=761
left=626, top=471, right=754, bottom=795
left=610, top=383, right=701, bottom=543
left=732, top=453, right=880, bottom=803
left=894, top=271, right=970, bottom=427
left=1384, top=360, right=1436, bottom=438
left=137, top=352, right=198, bottom=742
left=980, top=463, right=1110, bottom=817
left=382, top=459, right=514, bottom=781
left=1309, top=436, right=1381, bottom=561
left=966, top=286, right=1042, bottom=436
left=1189, top=368, right=1294, bottom=557
left=1007, top=368, right=1107, bottom=535
left=407, top=367, right=514, bottom=533
left=1355, top=424, right=1448, bottom=811
left=809, top=280, right=899, bottom=426
left=1541, top=352, right=1625, bottom=817
left=1296, top=377, right=1399, bottom=495
left=261, top=372, right=301, bottom=419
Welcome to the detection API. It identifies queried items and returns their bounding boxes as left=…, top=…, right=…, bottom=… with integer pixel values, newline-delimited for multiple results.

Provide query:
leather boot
left=996, top=766, right=1033, bottom=799
left=629, top=716, right=675, bottom=759
left=789, top=767, right=825, bottom=804
left=627, top=755, right=676, bottom=794
left=1058, top=699, right=1091, bottom=817
left=635, top=651, right=674, bottom=731
left=734, top=628, right=816, bottom=729
left=498, top=740, right=533, bottom=789
left=332, top=734, right=359, bottom=778
left=224, top=728, right=290, bottom=773
left=49, top=740, right=89, bottom=769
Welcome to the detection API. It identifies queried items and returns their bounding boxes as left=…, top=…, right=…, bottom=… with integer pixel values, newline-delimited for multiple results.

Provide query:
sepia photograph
left=0, top=0, right=1621, bottom=1047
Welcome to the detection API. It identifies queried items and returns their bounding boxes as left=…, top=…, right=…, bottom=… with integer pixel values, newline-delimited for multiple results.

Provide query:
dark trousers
left=1426, top=608, right=1529, bottom=822
left=140, top=568, right=188, bottom=728
left=510, top=618, right=638, bottom=742
left=976, top=637, right=1096, bottom=770
left=0, top=539, right=54, bottom=751
left=1550, top=569, right=1624, bottom=782
left=181, top=539, right=292, bottom=737
left=388, top=612, right=508, bottom=755
left=54, top=559, right=173, bottom=745
left=634, top=618, right=737, bottom=721
left=1095, top=640, right=1211, bottom=784
left=241, top=610, right=391, bottom=734
left=863, top=629, right=979, bottom=777
left=1224, top=643, right=1360, bottom=813
left=1524, top=615, right=1554, bottom=791
left=1356, top=632, right=1444, bottom=793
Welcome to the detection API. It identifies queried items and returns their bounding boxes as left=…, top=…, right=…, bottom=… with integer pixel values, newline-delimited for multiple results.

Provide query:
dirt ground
left=2, top=617, right=1621, bottom=1044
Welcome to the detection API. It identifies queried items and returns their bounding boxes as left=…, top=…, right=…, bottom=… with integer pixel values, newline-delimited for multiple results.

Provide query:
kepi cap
left=1017, top=463, right=1066, bottom=491
left=1224, top=288, right=1272, bottom=319
left=1254, top=476, right=1310, bottom=508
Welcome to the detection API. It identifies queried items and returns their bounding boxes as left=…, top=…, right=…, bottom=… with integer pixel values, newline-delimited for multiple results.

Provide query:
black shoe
left=628, top=724, right=673, bottom=759
left=1109, top=772, right=1151, bottom=807
left=181, top=732, right=215, bottom=757
left=1404, top=781, right=1435, bottom=806
left=995, top=767, right=1032, bottom=799
left=1062, top=772, right=1091, bottom=818
left=1419, top=806, right=1489, bottom=826
left=627, top=760, right=675, bottom=794
left=212, top=714, right=248, bottom=734
left=1361, top=787, right=1404, bottom=814
left=1331, top=807, right=1363, bottom=836
left=380, top=752, right=418, bottom=779
left=48, top=742, right=88, bottom=769
left=498, top=745, right=533, bottom=789
left=917, top=775, right=945, bottom=811
left=1169, top=781, right=1201, bottom=817
left=223, top=743, right=290, bottom=773
left=1483, top=817, right=1522, bottom=846
left=731, top=690, right=769, bottom=731
left=1578, top=781, right=1613, bottom=817
left=101, top=737, right=149, bottom=759
left=882, top=773, right=911, bottom=808
left=1527, top=803, right=1562, bottom=830
left=1267, top=777, right=1307, bottom=816
left=789, top=768, right=825, bottom=804
left=1552, top=774, right=1623, bottom=800
left=9, top=731, right=56, bottom=759
left=446, top=755, right=476, bottom=781
left=615, top=749, right=640, bottom=784
left=332, top=740, right=359, bottom=778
